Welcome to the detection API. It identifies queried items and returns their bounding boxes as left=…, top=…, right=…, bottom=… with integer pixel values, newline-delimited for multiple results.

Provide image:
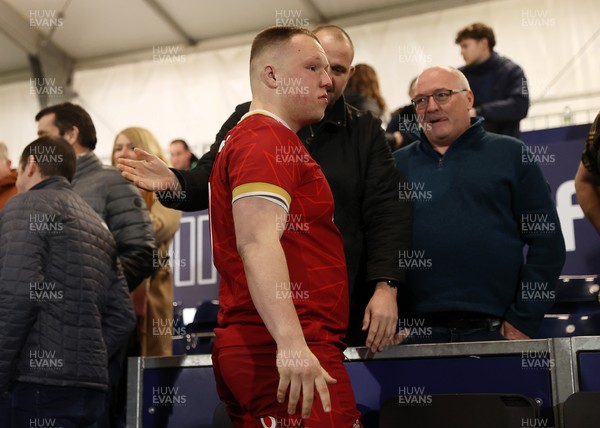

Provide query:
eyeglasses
left=411, top=89, right=468, bottom=110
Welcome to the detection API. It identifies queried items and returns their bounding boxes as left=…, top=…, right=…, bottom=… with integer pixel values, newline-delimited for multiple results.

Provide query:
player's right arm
left=232, top=196, right=336, bottom=418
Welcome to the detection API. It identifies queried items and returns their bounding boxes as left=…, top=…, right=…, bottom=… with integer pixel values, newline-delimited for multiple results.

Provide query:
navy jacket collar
left=419, top=117, right=486, bottom=157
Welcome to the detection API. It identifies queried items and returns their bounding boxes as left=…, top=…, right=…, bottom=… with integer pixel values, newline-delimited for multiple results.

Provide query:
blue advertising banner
left=521, top=123, right=599, bottom=275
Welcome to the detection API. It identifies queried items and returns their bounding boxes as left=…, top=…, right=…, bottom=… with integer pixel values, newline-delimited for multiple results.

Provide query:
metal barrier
left=126, top=337, right=600, bottom=428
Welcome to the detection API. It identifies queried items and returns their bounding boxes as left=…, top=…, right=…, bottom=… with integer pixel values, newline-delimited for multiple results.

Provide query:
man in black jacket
left=0, top=137, right=135, bottom=427
left=119, top=25, right=411, bottom=352
left=456, top=22, right=529, bottom=137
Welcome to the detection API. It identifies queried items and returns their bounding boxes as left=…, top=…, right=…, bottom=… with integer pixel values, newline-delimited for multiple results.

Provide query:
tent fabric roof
left=0, top=0, right=494, bottom=80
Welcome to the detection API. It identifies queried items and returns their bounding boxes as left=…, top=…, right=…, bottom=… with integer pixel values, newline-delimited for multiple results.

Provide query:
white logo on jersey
left=218, top=135, right=231, bottom=153
left=259, top=416, right=277, bottom=428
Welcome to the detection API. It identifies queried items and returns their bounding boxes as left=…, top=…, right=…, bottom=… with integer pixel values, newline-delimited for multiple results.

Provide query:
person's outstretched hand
left=117, top=148, right=180, bottom=193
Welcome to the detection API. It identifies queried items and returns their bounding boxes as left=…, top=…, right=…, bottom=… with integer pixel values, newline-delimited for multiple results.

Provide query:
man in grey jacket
left=35, top=102, right=156, bottom=291
left=35, top=102, right=155, bottom=427
left=0, top=136, right=135, bottom=427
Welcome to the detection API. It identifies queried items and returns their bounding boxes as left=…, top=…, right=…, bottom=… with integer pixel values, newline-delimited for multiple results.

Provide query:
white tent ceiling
left=0, top=0, right=498, bottom=81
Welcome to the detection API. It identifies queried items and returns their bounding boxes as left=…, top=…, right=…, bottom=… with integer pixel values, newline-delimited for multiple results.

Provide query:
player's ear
left=263, top=64, right=278, bottom=89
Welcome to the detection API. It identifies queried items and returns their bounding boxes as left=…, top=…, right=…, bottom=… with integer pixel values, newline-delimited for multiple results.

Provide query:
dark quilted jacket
left=0, top=176, right=136, bottom=392
left=73, top=152, right=156, bottom=290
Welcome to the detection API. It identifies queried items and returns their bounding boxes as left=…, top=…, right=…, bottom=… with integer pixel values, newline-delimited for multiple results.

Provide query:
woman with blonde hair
left=112, top=127, right=182, bottom=356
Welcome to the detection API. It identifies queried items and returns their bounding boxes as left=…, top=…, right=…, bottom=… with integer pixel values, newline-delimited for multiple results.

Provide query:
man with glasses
left=393, top=66, right=565, bottom=343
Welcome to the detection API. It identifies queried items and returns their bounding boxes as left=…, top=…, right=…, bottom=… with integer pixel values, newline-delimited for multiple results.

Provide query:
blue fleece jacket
left=393, top=118, right=566, bottom=337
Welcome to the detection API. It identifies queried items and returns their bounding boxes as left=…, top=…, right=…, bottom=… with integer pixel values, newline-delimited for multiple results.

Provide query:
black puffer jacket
left=0, top=176, right=135, bottom=392
left=73, top=152, right=156, bottom=290
left=160, top=97, right=412, bottom=344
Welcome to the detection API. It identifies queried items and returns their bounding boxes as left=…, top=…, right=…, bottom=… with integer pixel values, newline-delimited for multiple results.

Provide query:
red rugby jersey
left=209, top=110, right=348, bottom=349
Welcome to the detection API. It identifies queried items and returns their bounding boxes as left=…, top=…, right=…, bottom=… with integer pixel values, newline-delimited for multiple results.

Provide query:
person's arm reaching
left=117, top=149, right=181, bottom=194
left=168, top=102, right=251, bottom=210
left=117, top=102, right=251, bottom=212
left=233, top=196, right=335, bottom=418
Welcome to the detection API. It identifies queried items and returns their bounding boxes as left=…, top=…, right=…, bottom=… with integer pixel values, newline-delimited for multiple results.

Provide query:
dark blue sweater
left=393, top=118, right=565, bottom=337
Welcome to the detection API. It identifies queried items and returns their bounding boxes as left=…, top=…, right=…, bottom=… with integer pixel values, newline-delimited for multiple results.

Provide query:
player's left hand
left=276, top=345, right=336, bottom=418
left=500, top=321, right=530, bottom=340
left=362, top=282, right=398, bottom=352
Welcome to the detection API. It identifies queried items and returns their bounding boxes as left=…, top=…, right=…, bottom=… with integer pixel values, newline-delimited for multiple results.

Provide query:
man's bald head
left=310, top=25, right=355, bottom=107
left=313, top=25, right=355, bottom=62
left=416, top=66, right=471, bottom=92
